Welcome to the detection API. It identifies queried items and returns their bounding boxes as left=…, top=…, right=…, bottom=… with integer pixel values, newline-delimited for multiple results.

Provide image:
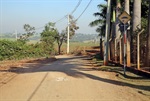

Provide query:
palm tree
left=96, top=25, right=106, bottom=59
left=89, top=4, right=107, bottom=59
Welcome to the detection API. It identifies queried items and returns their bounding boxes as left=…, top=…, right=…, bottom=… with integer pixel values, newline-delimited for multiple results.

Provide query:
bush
left=0, top=40, right=54, bottom=61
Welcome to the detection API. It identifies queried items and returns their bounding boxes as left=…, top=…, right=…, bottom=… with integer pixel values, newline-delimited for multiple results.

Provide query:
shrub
left=0, top=40, right=54, bottom=61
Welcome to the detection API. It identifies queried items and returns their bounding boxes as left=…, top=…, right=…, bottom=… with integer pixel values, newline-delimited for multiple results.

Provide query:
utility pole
left=67, top=14, right=70, bottom=54
left=104, top=0, right=111, bottom=65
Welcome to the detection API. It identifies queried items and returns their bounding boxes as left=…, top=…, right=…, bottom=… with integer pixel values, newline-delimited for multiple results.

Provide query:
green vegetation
left=0, top=40, right=50, bottom=60
left=0, top=23, right=58, bottom=61
left=90, top=0, right=150, bottom=67
left=40, top=22, right=57, bottom=54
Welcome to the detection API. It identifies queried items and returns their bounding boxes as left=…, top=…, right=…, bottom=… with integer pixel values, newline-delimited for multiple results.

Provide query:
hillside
left=70, top=33, right=99, bottom=42
left=1, top=33, right=99, bottom=42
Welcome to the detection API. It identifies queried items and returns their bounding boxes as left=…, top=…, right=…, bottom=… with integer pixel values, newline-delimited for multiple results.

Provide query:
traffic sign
left=119, top=11, right=131, bottom=24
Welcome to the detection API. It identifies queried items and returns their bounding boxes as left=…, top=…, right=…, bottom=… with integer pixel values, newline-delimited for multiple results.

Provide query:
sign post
left=119, top=11, right=131, bottom=75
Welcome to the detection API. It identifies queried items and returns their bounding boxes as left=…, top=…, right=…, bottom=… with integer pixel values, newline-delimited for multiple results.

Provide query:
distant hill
left=1, top=33, right=99, bottom=43
left=70, top=33, right=99, bottom=42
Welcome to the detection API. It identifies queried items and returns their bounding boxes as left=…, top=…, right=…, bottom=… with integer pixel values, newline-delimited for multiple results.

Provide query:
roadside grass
left=91, top=54, right=150, bottom=99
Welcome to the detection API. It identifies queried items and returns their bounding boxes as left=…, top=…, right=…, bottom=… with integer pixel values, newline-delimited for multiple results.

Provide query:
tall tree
left=56, top=15, right=78, bottom=55
left=124, top=0, right=131, bottom=66
left=115, top=0, right=121, bottom=62
left=69, top=15, right=79, bottom=37
left=56, top=30, right=67, bottom=55
left=132, top=0, right=141, bottom=63
left=89, top=4, right=107, bottom=59
left=18, top=24, right=35, bottom=43
left=41, top=22, right=57, bottom=54
left=146, top=1, right=150, bottom=66
left=133, top=0, right=141, bottom=31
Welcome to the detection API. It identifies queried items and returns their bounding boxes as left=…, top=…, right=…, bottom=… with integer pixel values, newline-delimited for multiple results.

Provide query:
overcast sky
left=0, top=0, right=106, bottom=34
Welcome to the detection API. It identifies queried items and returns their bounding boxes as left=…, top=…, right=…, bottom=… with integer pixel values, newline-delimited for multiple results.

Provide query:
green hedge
left=0, top=40, right=54, bottom=61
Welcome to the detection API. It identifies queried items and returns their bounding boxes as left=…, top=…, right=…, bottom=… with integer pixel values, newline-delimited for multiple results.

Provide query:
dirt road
left=0, top=55, right=149, bottom=101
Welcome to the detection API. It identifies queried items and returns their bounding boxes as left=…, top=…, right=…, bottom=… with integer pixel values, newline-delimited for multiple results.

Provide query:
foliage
left=56, top=15, right=79, bottom=54
left=40, top=22, right=57, bottom=54
left=18, top=24, right=35, bottom=43
left=0, top=40, right=50, bottom=61
left=89, top=4, right=106, bottom=37
left=56, top=30, right=67, bottom=54
left=68, top=15, right=79, bottom=38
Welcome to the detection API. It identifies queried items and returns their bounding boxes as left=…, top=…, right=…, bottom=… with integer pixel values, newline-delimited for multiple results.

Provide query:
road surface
left=0, top=55, right=149, bottom=101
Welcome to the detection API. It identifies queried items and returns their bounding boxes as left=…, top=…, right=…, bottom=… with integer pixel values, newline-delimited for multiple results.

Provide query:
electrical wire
left=54, top=15, right=67, bottom=24
left=34, top=15, right=67, bottom=31
left=19, top=0, right=86, bottom=32
left=76, top=0, right=93, bottom=21
left=71, top=0, right=82, bottom=14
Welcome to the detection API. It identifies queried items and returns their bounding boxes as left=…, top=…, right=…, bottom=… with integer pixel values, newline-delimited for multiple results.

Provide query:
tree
left=18, top=24, right=35, bottom=43
left=132, top=0, right=141, bottom=63
left=56, top=30, right=67, bottom=54
left=40, top=22, right=57, bottom=54
left=56, top=15, right=79, bottom=55
left=132, top=0, right=141, bottom=32
left=96, top=26, right=105, bottom=59
left=89, top=4, right=107, bottom=59
left=146, top=1, right=150, bottom=66
left=124, top=0, right=131, bottom=66
left=69, top=15, right=79, bottom=37
left=115, top=0, right=122, bottom=62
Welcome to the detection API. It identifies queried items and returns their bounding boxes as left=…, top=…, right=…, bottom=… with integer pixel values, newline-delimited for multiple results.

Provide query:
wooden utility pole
left=67, top=14, right=70, bottom=54
left=104, top=0, right=111, bottom=65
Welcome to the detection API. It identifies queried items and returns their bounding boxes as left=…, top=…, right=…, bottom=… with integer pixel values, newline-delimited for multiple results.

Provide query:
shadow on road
left=0, top=55, right=150, bottom=92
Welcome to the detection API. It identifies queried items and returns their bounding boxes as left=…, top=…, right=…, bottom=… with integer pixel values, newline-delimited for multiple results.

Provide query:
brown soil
left=0, top=57, right=56, bottom=87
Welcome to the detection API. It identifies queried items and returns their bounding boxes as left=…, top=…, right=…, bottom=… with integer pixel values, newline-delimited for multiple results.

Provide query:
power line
left=71, top=0, right=82, bottom=14
left=76, top=0, right=93, bottom=21
left=54, top=15, right=67, bottom=24
left=18, top=0, right=85, bottom=33
left=34, top=15, right=67, bottom=31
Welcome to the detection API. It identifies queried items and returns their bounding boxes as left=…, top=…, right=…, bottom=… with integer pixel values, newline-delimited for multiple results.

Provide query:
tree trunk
left=58, top=45, right=61, bottom=55
left=132, top=0, right=141, bottom=64
left=146, top=2, right=150, bottom=66
left=103, top=0, right=111, bottom=65
left=115, top=0, right=121, bottom=62
left=125, top=0, right=131, bottom=67
left=100, top=34, right=103, bottom=59
left=119, top=38, right=123, bottom=64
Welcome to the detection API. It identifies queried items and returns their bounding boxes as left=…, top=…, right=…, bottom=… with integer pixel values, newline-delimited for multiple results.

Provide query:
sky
left=0, top=0, right=106, bottom=34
